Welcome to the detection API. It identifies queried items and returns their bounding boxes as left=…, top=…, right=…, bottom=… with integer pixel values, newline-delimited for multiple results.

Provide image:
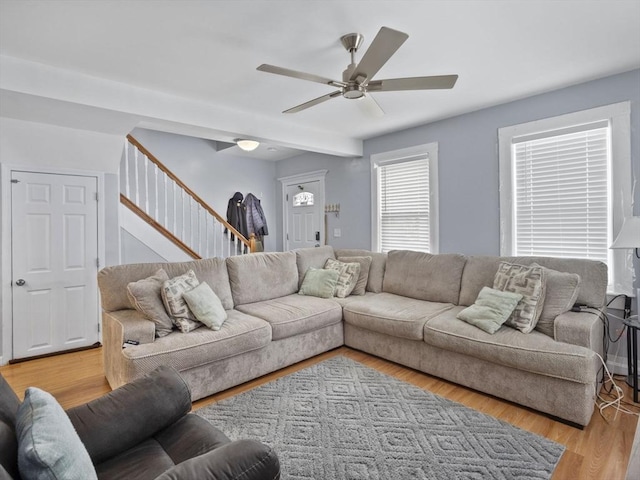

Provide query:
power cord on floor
left=594, top=352, right=639, bottom=421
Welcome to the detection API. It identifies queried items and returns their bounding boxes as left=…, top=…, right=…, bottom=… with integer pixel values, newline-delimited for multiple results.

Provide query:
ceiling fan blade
left=257, top=64, right=344, bottom=87
left=356, top=94, right=385, bottom=117
left=283, top=91, right=342, bottom=113
left=349, top=27, right=408, bottom=83
left=368, top=75, right=458, bottom=91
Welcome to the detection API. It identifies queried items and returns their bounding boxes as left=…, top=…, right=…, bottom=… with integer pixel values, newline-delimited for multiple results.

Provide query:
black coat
left=225, top=192, right=248, bottom=240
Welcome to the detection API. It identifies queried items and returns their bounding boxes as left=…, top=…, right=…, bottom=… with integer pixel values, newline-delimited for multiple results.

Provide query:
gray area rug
left=196, top=356, right=565, bottom=479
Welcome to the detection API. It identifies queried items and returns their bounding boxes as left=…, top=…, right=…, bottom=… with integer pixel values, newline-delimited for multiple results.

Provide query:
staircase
left=120, top=135, right=256, bottom=259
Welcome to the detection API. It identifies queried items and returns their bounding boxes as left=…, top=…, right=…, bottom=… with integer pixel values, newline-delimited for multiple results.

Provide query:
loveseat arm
left=155, top=439, right=280, bottom=480
left=554, top=309, right=605, bottom=356
left=67, top=365, right=191, bottom=465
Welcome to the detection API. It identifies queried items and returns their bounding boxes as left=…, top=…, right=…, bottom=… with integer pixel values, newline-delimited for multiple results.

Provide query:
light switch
left=334, top=228, right=341, bottom=238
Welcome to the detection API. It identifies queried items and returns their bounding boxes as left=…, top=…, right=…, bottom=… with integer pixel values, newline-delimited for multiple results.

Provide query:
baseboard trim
left=8, top=343, right=101, bottom=365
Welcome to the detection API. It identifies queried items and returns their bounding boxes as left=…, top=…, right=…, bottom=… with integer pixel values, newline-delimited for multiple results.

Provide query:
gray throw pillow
left=337, top=256, right=372, bottom=296
left=16, top=387, right=97, bottom=480
left=530, top=263, right=581, bottom=338
left=126, top=269, right=173, bottom=337
left=299, top=268, right=340, bottom=299
left=457, top=287, right=523, bottom=334
left=493, top=262, right=546, bottom=333
left=162, top=270, right=201, bottom=333
left=183, top=282, right=228, bottom=331
left=324, top=258, right=361, bottom=298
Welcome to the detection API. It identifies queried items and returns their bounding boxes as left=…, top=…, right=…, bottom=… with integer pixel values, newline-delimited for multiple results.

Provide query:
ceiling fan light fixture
left=236, top=139, right=260, bottom=151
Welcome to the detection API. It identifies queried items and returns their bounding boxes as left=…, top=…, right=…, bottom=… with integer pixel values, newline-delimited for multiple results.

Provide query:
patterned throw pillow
left=493, top=262, right=547, bottom=333
left=161, top=270, right=201, bottom=333
left=126, top=269, right=173, bottom=337
left=337, top=256, right=372, bottom=296
left=324, top=258, right=361, bottom=298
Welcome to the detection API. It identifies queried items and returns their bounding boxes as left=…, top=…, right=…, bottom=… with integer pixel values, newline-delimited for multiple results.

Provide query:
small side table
left=623, top=315, right=640, bottom=403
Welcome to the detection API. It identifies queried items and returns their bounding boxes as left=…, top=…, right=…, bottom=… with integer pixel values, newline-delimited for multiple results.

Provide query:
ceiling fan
left=257, top=26, right=458, bottom=116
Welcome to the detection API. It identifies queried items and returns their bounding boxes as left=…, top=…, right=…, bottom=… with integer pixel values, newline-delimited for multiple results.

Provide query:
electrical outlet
left=334, top=228, right=341, bottom=238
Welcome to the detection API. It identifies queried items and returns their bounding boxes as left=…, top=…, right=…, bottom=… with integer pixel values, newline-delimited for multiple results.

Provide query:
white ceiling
left=1, top=0, right=639, bottom=160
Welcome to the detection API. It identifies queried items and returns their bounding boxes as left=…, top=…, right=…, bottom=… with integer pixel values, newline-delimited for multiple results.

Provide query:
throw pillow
left=337, top=256, right=372, bottom=296
left=183, top=282, right=228, bottom=331
left=126, top=269, right=173, bottom=337
left=161, top=270, right=201, bottom=333
left=324, top=258, right=361, bottom=298
left=299, top=268, right=340, bottom=299
left=457, top=287, right=523, bottom=334
left=16, top=387, right=97, bottom=480
left=493, top=262, right=547, bottom=333
left=530, top=263, right=581, bottom=338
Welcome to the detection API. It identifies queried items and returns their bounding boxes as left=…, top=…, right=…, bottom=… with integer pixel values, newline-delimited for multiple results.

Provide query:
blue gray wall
left=276, top=69, right=640, bottom=256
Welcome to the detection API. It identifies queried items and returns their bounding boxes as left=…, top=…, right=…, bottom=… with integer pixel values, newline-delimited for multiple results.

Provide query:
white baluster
left=124, top=140, right=130, bottom=198
left=164, top=172, right=168, bottom=228
left=134, top=147, right=140, bottom=206
left=173, top=181, right=177, bottom=236
left=144, top=155, right=149, bottom=214
left=154, top=165, right=159, bottom=222
left=181, top=189, right=185, bottom=242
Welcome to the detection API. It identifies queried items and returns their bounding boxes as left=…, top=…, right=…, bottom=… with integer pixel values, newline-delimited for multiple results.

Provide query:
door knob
left=15, top=279, right=25, bottom=286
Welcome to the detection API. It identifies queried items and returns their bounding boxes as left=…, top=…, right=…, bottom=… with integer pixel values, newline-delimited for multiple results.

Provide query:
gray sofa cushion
left=335, top=249, right=386, bottom=293
left=459, top=256, right=607, bottom=308
left=383, top=250, right=467, bottom=304
left=295, top=246, right=335, bottom=288
left=119, top=311, right=271, bottom=376
left=343, top=293, right=453, bottom=341
left=235, top=294, right=342, bottom=340
left=424, top=307, right=598, bottom=384
left=99, top=258, right=234, bottom=311
left=226, top=251, right=298, bottom=306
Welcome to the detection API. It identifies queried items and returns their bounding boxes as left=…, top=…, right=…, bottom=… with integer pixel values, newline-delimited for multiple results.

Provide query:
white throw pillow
left=183, top=282, right=228, bottom=331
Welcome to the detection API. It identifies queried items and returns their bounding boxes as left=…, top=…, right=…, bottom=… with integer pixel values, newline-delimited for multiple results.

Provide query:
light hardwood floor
left=1, top=346, right=637, bottom=480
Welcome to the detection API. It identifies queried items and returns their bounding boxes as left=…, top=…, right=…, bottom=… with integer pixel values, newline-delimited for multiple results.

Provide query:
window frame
left=371, top=142, right=439, bottom=254
left=498, top=102, right=632, bottom=295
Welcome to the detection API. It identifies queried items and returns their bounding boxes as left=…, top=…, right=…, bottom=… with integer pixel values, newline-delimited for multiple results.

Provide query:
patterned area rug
left=196, top=356, right=565, bottom=479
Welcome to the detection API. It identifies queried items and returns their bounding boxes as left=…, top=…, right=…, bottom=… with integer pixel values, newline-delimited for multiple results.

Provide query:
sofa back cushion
left=226, top=251, right=298, bottom=306
left=459, top=256, right=607, bottom=308
left=98, top=258, right=234, bottom=311
left=295, top=246, right=335, bottom=288
left=382, top=250, right=467, bottom=304
left=334, top=249, right=387, bottom=293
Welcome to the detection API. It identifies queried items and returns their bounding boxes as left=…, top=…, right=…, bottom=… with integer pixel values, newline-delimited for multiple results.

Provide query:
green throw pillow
left=16, top=387, right=97, bottom=480
left=299, top=268, right=339, bottom=299
left=457, top=287, right=523, bottom=334
left=183, top=282, right=228, bottom=331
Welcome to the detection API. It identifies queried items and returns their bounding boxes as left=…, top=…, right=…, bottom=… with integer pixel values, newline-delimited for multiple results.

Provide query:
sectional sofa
left=97, top=246, right=607, bottom=427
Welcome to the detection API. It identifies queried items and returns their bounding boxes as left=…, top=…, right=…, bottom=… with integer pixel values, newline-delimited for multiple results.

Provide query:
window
left=293, top=191, right=314, bottom=206
left=371, top=143, right=439, bottom=253
left=499, top=102, right=632, bottom=294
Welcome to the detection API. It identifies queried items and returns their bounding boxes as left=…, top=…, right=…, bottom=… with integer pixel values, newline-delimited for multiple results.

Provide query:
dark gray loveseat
left=0, top=366, right=280, bottom=480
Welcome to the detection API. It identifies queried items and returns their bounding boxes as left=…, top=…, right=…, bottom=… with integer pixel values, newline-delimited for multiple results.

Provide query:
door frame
left=278, top=170, right=327, bottom=251
left=0, top=164, right=105, bottom=365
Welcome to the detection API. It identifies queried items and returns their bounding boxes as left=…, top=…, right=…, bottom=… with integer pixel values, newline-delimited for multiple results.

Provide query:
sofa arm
left=155, top=439, right=280, bottom=480
left=104, top=309, right=156, bottom=345
left=554, top=309, right=605, bottom=355
left=67, top=365, right=191, bottom=465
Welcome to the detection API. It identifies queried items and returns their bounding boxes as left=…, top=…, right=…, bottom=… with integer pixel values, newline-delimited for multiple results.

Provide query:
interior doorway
left=279, top=170, right=327, bottom=251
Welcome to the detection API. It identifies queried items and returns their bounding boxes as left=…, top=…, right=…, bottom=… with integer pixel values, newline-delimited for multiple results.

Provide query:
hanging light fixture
left=235, top=139, right=260, bottom=151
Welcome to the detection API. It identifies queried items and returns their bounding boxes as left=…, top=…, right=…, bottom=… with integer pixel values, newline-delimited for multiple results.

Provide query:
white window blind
left=378, top=156, right=430, bottom=253
left=513, top=124, right=610, bottom=263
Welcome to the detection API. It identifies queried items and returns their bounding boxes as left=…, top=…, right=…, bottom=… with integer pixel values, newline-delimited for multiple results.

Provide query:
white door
left=285, top=181, right=323, bottom=250
left=11, top=171, right=100, bottom=360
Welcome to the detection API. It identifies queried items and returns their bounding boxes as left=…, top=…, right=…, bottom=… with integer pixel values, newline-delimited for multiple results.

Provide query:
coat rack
left=325, top=203, right=340, bottom=218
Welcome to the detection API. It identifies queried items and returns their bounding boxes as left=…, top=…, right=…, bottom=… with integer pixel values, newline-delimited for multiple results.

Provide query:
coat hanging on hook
left=225, top=192, right=248, bottom=240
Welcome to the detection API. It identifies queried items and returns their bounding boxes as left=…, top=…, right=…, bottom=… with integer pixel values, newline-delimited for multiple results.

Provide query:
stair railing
left=120, top=134, right=256, bottom=259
